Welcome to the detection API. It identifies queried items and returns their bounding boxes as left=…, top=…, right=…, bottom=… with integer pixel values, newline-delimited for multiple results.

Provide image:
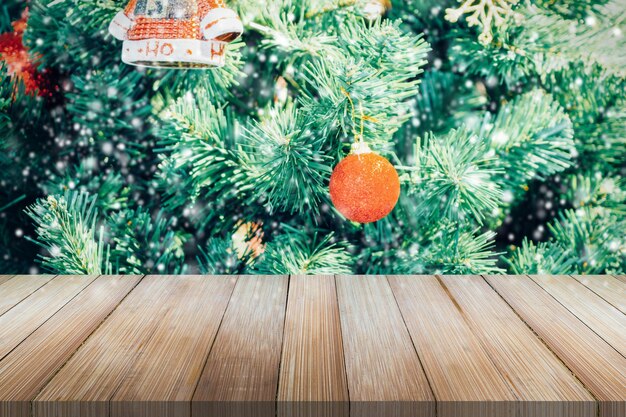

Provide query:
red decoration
left=0, top=8, right=52, bottom=97
left=329, top=143, right=401, bottom=224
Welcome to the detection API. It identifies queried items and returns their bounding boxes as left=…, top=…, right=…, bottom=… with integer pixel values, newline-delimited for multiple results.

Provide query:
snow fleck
left=102, top=142, right=114, bottom=155
left=492, top=130, right=509, bottom=145
left=50, top=246, right=61, bottom=257
left=585, top=16, right=597, bottom=27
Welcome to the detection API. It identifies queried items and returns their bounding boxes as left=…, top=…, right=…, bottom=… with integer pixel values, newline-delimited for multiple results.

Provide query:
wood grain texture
left=0, top=275, right=97, bottom=361
left=277, top=275, right=348, bottom=417
left=34, top=275, right=234, bottom=417
left=0, top=274, right=621, bottom=416
left=336, top=275, right=435, bottom=417
left=530, top=275, right=626, bottom=357
left=0, top=276, right=14, bottom=286
left=0, top=275, right=55, bottom=317
left=615, top=275, right=626, bottom=285
left=389, top=275, right=517, bottom=417
left=441, top=275, right=596, bottom=417
left=34, top=275, right=175, bottom=417
left=110, top=275, right=236, bottom=417
left=192, top=275, right=288, bottom=417
left=486, top=275, right=626, bottom=417
left=571, top=275, right=625, bottom=314
left=0, top=275, right=142, bottom=417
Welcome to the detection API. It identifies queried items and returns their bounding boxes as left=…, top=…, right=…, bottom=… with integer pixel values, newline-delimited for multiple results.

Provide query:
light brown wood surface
left=0, top=275, right=55, bottom=316
left=110, top=275, right=236, bottom=417
left=530, top=275, right=626, bottom=357
left=486, top=275, right=626, bottom=417
left=0, top=275, right=97, bottom=360
left=34, top=275, right=197, bottom=417
left=0, top=275, right=623, bottom=417
left=389, top=275, right=517, bottom=417
left=571, top=275, right=626, bottom=314
left=336, top=275, right=435, bottom=417
left=192, top=275, right=287, bottom=417
left=0, top=275, right=141, bottom=417
left=278, top=275, right=349, bottom=417
left=0, top=275, right=14, bottom=286
left=441, top=275, right=596, bottom=417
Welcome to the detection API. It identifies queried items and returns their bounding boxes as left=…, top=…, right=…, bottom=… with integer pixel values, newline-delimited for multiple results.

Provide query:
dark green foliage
left=547, top=208, right=625, bottom=274
left=197, top=237, right=250, bottom=275
left=534, top=0, right=610, bottom=20
left=25, top=192, right=109, bottom=275
left=482, top=89, right=575, bottom=190
left=25, top=0, right=124, bottom=72
left=449, top=27, right=537, bottom=88
left=0, top=1, right=24, bottom=33
left=67, top=68, right=152, bottom=144
left=401, top=224, right=503, bottom=275
left=108, top=208, right=188, bottom=274
left=408, top=128, right=502, bottom=225
left=504, top=238, right=575, bottom=275
left=254, top=226, right=352, bottom=275
left=240, top=103, right=332, bottom=216
left=2, top=0, right=624, bottom=275
left=25, top=190, right=189, bottom=275
left=43, top=162, right=130, bottom=214
left=155, top=91, right=248, bottom=230
left=408, top=70, right=487, bottom=137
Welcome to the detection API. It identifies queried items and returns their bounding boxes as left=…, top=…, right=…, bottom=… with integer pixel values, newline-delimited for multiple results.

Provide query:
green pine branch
left=25, top=192, right=110, bottom=275
left=482, top=89, right=575, bottom=191
left=406, top=127, right=503, bottom=225
left=253, top=225, right=353, bottom=274
left=239, top=102, right=332, bottom=216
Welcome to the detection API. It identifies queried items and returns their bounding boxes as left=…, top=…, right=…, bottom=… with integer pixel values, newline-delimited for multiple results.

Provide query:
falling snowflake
left=445, top=0, right=521, bottom=45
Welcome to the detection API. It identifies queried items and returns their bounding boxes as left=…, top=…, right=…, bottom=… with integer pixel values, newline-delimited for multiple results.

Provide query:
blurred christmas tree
left=0, top=0, right=624, bottom=275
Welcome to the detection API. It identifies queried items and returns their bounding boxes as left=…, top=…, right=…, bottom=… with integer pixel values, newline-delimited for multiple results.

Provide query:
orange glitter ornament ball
left=329, top=143, right=400, bottom=224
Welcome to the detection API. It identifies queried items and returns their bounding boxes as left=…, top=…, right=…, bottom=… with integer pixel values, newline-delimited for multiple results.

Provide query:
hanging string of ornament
left=329, top=89, right=401, bottom=224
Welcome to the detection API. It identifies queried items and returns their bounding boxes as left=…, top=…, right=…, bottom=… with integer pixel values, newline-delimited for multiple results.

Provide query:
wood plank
left=0, top=275, right=14, bottom=286
left=0, top=275, right=97, bottom=361
left=0, top=275, right=142, bottom=417
left=571, top=275, right=625, bottom=314
left=441, top=275, right=596, bottom=417
left=34, top=275, right=235, bottom=417
left=530, top=275, right=626, bottom=357
left=389, top=276, right=517, bottom=417
left=192, top=275, right=288, bottom=417
left=277, top=275, right=349, bottom=417
left=110, top=276, right=237, bottom=417
left=615, top=275, right=626, bottom=285
left=486, top=275, right=626, bottom=417
left=336, top=275, right=435, bottom=417
left=0, top=275, right=55, bottom=317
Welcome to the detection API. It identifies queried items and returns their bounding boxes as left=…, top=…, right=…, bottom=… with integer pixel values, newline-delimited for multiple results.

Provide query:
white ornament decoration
left=362, top=0, right=391, bottom=21
left=445, top=0, right=521, bottom=45
left=108, top=0, right=243, bottom=69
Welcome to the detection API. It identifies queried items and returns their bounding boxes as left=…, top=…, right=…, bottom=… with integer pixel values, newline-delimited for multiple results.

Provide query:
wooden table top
left=0, top=274, right=624, bottom=417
